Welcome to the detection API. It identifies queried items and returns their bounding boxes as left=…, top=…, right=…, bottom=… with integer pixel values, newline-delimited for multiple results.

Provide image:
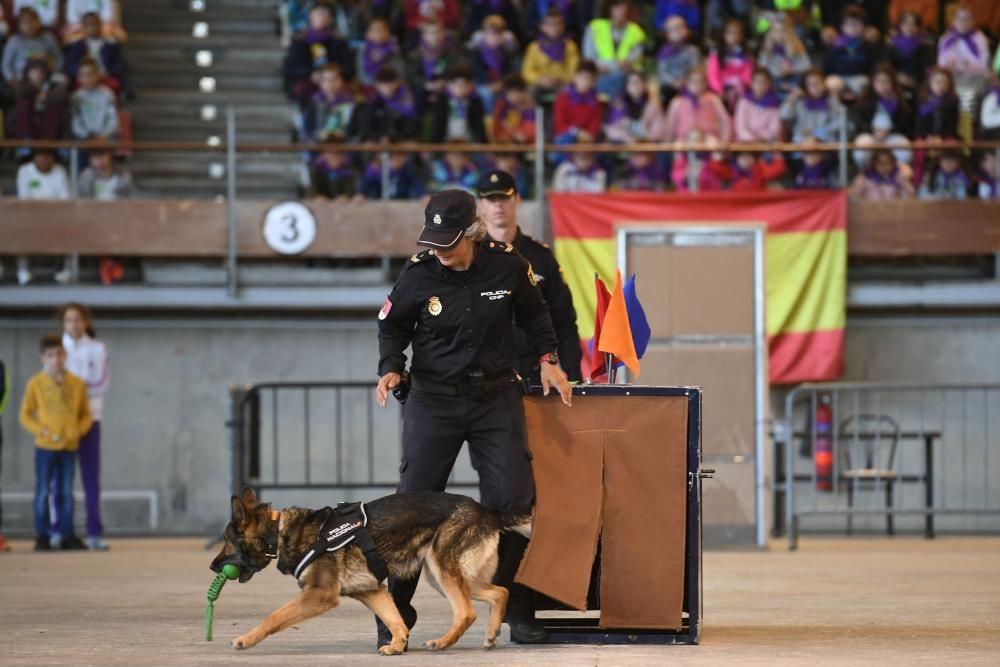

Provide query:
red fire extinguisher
left=815, top=395, right=833, bottom=491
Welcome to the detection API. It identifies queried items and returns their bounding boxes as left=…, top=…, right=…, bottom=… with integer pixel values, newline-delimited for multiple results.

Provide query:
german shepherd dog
left=210, top=486, right=532, bottom=655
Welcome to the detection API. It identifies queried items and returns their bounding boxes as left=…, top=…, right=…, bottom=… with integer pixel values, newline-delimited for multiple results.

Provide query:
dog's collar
left=262, top=509, right=280, bottom=560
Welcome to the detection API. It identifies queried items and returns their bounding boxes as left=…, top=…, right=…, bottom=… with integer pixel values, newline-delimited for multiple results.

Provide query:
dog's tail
left=495, top=511, right=533, bottom=540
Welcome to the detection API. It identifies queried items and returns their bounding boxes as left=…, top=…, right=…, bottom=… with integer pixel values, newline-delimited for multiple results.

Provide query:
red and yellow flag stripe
left=548, top=191, right=847, bottom=384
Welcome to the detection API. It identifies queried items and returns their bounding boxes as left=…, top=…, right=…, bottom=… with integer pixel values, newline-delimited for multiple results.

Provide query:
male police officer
left=477, top=169, right=583, bottom=383
left=375, top=190, right=572, bottom=650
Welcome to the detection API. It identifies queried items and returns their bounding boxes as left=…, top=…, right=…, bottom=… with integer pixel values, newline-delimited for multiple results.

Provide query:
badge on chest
left=427, top=296, right=443, bottom=316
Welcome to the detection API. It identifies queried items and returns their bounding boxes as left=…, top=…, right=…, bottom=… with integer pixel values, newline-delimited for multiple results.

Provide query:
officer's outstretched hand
left=376, top=372, right=402, bottom=408
left=540, top=363, right=572, bottom=406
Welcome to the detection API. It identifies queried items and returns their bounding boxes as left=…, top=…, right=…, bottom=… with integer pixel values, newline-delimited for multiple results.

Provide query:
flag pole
left=604, top=353, right=614, bottom=384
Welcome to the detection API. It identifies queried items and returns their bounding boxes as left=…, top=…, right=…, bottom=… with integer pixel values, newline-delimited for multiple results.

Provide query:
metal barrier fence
left=6, top=106, right=1000, bottom=296
left=773, top=382, right=1000, bottom=549
left=226, top=381, right=480, bottom=505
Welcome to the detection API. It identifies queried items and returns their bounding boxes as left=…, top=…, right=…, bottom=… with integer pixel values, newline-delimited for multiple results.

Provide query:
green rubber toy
left=205, top=564, right=240, bottom=641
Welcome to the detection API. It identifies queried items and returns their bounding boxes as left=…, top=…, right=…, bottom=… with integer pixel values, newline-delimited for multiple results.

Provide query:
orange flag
left=598, top=270, right=640, bottom=376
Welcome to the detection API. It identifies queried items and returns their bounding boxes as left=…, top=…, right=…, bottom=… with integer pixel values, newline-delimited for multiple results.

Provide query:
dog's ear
left=240, top=485, right=258, bottom=509
left=231, top=495, right=247, bottom=525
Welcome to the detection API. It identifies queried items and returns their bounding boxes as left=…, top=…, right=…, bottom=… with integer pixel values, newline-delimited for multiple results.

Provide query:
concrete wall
left=0, top=317, right=403, bottom=535
left=3, top=313, right=999, bottom=536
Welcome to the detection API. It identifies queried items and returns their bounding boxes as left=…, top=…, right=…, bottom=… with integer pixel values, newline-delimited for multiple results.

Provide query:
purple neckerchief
left=608, top=92, right=647, bottom=123
left=864, top=167, right=899, bottom=186
left=496, top=99, right=536, bottom=126
left=365, top=160, right=402, bottom=179
left=479, top=43, right=506, bottom=81
left=978, top=171, right=997, bottom=198
left=420, top=34, right=451, bottom=80
left=770, top=43, right=786, bottom=57
left=379, top=85, right=416, bottom=117
left=878, top=95, right=899, bottom=115
left=796, top=161, right=831, bottom=188
left=537, top=35, right=567, bottom=62
left=804, top=95, right=830, bottom=112
left=745, top=88, right=781, bottom=109
left=303, top=28, right=333, bottom=45
left=447, top=89, right=470, bottom=116
left=624, top=162, right=663, bottom=189
left=314, top=157, right=354, bottom=179
left=940, top=29, right=980, bottom=58
left=564, top=83, right=598, bottom=107
left=918, top=94, right=954, bottom=117
left=658, top=43, right=684, bottom=60
left=361, top=40, right=397, bottom=81
left=571, top=161, right=602, bottom=178
left=835, top=34, right=862, bottom=51
left=891, top=34, right=922, bottom=58
left=313, top=89, right=353, bottom=106
left=938, top=167, right=969, bottom=189
left=723, top=46, right=747, bottom=65
left=680, top=86, right=700, bottom=109
left=731, top=159, right=754, bottom=179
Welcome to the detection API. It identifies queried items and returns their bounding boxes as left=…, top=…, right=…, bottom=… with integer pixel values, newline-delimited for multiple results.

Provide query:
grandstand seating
left=122, top=0, right=299, bottom=199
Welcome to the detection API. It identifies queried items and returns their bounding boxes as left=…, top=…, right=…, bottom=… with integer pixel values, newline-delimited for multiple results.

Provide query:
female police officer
left=375, top=189, right=572, bottom=649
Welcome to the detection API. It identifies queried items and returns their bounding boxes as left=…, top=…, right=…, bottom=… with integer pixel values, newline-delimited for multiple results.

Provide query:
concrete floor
left=1, top=537, right=999, bottom=666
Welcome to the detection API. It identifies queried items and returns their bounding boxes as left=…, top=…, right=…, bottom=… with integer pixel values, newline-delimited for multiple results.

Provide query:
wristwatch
left=539, top=352, right=560, bottom=366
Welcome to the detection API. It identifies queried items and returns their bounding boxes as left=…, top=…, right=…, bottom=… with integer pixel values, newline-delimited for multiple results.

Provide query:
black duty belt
left=410, top=372, right=513, bottom=397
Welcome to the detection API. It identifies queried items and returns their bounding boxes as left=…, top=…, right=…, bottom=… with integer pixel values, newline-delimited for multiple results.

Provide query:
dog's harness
left=291, top=502, right=388, bottom=582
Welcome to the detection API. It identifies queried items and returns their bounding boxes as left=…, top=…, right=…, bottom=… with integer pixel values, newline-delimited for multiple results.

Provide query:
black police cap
left=418, top=189, right=477, bottom=250
left=477, top=169, right=517, bottom=198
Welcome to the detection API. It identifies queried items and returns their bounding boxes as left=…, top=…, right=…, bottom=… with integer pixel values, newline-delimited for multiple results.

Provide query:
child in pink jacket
left=662, top=67, right=732, bottom=143
left=848, top=150, right=915, bottom=201
left=707, top=18, right=753, bottom=110
left=937, top=6, right=991, bottom=82
left=734, top=68, right=783, bottom=143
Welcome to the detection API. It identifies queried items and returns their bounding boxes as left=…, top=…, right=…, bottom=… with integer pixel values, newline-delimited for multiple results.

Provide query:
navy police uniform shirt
left=503, top=228, right=583, bottom=383
left=378, top=240, right=559, bottom=384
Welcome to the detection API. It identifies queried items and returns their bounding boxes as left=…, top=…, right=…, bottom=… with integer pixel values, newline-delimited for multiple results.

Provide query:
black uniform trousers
left=376, top=382, right=536, bottom=638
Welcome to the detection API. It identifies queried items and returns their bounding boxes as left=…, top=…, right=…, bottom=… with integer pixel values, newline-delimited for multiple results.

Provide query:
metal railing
left=5, top=104, right=1000, bottom=298
left=226, top=381, right=480, bottom=505
left=773, top=382, right=1000, bottom=549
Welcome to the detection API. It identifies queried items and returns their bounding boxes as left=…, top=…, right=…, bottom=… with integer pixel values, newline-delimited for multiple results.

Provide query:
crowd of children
left=277, top=1, right=1000, bottom=201
left=0, top=2, right=134, bottom=285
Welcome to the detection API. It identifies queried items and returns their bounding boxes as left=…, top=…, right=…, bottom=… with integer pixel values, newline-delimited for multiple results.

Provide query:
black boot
left=496, top=532, right=547, bottom=644
left=375, top=575, right=419, bottom=652
left=504, top=584, right=547, bottom=643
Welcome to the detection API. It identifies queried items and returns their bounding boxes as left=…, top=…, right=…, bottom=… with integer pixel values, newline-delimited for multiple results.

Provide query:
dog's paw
left=378, top=644, right=405, bottom=656
left=423, top=639, right=448, bottom=651
left=484, top=635, right=498, bottom=650
left=231, top=635, right=255, bottom=650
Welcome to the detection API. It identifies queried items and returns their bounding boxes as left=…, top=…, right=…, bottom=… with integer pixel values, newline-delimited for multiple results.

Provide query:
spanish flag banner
left=549, top=190, right=847, bottom=384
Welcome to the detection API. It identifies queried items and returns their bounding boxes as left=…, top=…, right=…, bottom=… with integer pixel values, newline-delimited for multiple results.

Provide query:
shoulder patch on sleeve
left=409, top=250, right=432, bottom=264
left=486, top=241, right=515, bottom=253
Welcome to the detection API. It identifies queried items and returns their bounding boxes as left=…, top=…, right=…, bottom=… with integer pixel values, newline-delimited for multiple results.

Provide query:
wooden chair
left=838, top=414, right=901, bottom=536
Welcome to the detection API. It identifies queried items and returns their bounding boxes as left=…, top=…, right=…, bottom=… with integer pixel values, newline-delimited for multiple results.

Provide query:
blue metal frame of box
left=528, top=384, right=703, bottom=645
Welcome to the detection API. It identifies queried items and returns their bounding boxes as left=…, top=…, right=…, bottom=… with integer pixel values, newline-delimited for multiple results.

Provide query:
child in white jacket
left=61, top=303, right=110, bottom=551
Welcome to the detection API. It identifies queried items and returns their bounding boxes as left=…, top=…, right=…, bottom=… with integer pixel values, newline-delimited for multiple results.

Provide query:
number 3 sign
left=262, top=202, right=317, bottom=255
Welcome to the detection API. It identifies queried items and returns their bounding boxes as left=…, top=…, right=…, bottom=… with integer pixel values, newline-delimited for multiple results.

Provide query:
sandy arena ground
left=1, top=537, right=999, bottom=666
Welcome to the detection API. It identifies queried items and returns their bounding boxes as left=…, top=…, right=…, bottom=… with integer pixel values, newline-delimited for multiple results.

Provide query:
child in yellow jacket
left=521, top=9, right=580, bottom=102
left=19, top=334, right=92, bottom=551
